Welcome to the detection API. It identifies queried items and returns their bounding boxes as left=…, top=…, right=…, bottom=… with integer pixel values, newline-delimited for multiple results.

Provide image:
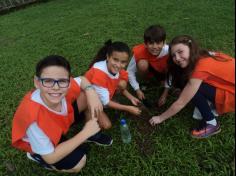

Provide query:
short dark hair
left=36, top=55, right=71, bottom=77
left=144, top=25, right=166, bottom=44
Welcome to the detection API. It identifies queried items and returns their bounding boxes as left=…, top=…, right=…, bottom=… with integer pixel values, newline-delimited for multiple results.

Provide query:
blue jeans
left=191, top=83, right=216, bottom=121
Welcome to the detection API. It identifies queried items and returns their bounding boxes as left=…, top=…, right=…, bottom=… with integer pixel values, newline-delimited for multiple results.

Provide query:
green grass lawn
left=0, top=0, right=235, bottom=175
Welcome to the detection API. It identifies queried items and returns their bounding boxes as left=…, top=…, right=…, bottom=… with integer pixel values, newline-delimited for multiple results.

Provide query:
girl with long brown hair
left=149, top=35, right=235, bottom=138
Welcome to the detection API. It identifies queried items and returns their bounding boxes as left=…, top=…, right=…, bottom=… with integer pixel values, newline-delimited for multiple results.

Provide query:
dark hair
left=36, top=55, right=71, bottom=77
left=144, top=25, right=166, bottom=44
left=89, top=40, right=131, bottom=68
left=167, top=35, right=211, bottom=88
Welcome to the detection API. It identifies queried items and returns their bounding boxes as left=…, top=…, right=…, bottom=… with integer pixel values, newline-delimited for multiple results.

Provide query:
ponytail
left=89, top=40, right=131, bottom=68
left=89, top=40, right=112, bottom=68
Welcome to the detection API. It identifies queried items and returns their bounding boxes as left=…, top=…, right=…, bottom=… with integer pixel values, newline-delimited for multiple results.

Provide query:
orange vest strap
left=133, top=44, right=168, bottom=73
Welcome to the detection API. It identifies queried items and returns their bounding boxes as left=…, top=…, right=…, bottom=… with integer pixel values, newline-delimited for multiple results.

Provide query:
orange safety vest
left=12, top=78, right=81, bottom=153
left=85, top=63, right=128, bottom=99
left=191, top=52, right=235, bottom=115
left=133, top=44, right=169, bottom=73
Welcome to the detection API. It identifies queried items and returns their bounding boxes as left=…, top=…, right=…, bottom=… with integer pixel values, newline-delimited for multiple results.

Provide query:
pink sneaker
left=191, top=122, right=221, bottom=139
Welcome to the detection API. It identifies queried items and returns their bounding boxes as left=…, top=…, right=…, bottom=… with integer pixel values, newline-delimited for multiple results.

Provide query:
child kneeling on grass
left=12, top=55, right=103, bottom=173
left=149, top=35, right=235, bottom=139
left=127, top=24, right=170, bottom=107
left=83, top=40, right=142, bottom=139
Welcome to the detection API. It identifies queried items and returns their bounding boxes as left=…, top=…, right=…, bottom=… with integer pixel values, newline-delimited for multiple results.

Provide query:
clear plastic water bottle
left=120, top=119, right=131, bottom=144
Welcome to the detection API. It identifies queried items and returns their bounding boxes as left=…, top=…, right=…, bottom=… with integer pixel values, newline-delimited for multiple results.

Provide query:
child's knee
left=118, top=80, right=127, bottom=90
left=72, top=155, right=87, bottom=173
left=137, top=60, right=149, bottom=73
left=100, top=121, right=112, bottom=130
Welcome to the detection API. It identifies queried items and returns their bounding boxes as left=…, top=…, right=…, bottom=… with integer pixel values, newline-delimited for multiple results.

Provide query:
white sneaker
left=26, top=152, right=52, bottom=170
left=27, top=152, right=39, bottom=163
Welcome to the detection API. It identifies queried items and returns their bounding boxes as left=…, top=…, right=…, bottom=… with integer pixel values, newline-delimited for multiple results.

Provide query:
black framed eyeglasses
left=38, top=77, right=70, bottom=88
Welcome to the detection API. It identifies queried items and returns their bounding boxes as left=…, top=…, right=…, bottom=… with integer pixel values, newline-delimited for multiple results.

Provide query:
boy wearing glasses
left=12, top=55, right=102, bottom=173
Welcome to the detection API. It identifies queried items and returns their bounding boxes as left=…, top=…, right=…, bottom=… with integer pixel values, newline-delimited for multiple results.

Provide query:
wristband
left=84, top=85, right=94, bottom=91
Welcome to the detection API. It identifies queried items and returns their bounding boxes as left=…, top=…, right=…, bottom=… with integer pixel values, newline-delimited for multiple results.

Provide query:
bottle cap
left=120, top=119, right=126, bottom=125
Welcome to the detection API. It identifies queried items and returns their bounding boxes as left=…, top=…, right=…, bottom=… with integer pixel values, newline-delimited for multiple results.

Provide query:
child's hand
left=130, top=97, right=141, bottom=106
left=126, top=106, right=142, bottom=116
left=149, top=116, right=164, bottom=126
left=136, top=89, right=145, bottom=100
left=158, top=88, right=169, bottom=107
left=83, top=118, right=101, bottom=138
left=158, top=94, right=167, bottom=107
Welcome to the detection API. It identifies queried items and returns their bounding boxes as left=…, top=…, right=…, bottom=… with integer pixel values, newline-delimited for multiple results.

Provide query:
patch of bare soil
left=128, top=104, right=156, bottom=157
